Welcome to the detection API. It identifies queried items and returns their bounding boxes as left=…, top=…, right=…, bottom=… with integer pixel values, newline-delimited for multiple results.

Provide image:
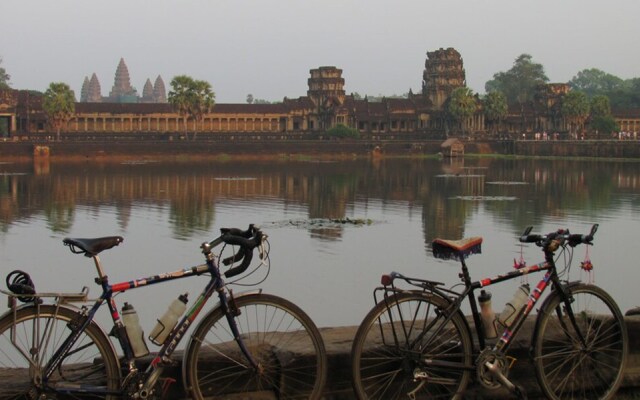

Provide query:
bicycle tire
left=351, top=292, right=473, bottom=400
left=184, top=293, right=327, bottom=399
left=534, top=283, right=628, bottom=400
left=0, top=304, right=121, bottom=399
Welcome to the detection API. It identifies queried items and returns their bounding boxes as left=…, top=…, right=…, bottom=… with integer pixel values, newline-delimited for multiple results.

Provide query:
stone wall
left=137, top=316, right=640, bottom=399
left=1, top=138, right=640, bottom=160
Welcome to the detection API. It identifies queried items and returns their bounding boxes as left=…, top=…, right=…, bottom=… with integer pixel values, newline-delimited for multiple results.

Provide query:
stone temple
left=79, top=58, right=166, bottom=104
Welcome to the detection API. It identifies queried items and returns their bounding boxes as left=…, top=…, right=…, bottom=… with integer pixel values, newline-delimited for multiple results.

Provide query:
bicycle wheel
left=0, top=304, right=121, bottom=399
left=351, top=292, right=472, bottom=400
left=534, top=284, right=628, bottom=400
left=184, top=293, right=327, bottom=399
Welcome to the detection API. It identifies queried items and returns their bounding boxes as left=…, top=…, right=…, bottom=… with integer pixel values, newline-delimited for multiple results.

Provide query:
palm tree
left=561, top=91, right=590, bottom=139
left=447, top=87, right=477, bottom=136
left=168, top=75, right=215, bottom=140
left=483, top=91, right=508, bottom=136
left=42, top=82, right=76, bottom=141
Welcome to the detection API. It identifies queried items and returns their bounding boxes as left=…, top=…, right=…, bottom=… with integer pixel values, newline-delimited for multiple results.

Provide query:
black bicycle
left=351, top=224, right=627, bottom=399
left=0, top=224, right=327, bottom=399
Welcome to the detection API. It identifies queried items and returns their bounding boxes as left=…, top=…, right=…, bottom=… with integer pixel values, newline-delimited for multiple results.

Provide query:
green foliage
left=168, top=75, right=215, bottom=139
left=590, top=115, right=619, bottom=136
left=590, top=95, right=611, bottom=117
left=325, top=124, right=360, bottom=138
left=0, top=57, right=9, bottom=89
left=447, top=87, right=477, bottom=133
left=43, top=82, right=76, bottom=140
left=568, top=69, right=640, bottom=108
left=569, top=68, right=624, bottom=97
left=360, top=93, right=409, bottom=102
left=561, top=90, right=590, bottom=134
left=485, top=54, right=548, bottom=107
left=483, top=91, right=508, bottom=121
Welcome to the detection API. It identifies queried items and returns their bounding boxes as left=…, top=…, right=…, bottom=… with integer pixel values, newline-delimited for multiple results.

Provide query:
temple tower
left=422, top=48, right=466, bottom=109
left=153, top=75, right=167, bottom=103
left=141, top=79, right=154, bottom=102
left=87, top=73, right=102, bottom=103
left=109, top=58, right=137, bottom=102
left=307, top=66, right=345, bottom=107
left=80, top=77, right=90, bottom=102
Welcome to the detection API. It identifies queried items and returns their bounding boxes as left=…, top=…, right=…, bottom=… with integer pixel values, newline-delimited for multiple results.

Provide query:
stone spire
left=141, top=78, right=154, bottom=102
left=109, top=58, right=137, bottom=102
left=80, top=76, right=90, bottom=102
left=87, top=73, right=102, bottom=103
left=422, top=47, right=466, bottom=109
left=153, top=75, right=167, bottom=103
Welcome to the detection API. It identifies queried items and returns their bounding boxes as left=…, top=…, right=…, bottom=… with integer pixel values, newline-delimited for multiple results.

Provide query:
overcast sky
left=2, top=0, right=639, bottom=103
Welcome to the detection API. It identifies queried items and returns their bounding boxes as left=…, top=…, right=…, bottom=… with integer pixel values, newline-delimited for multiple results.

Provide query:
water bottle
left=149, top=293, right=188, bottom=345
left=478, top=290, right=497, bottom=338
left=498, top=284, right=530, bottom=328
left=122, top=302, right=149, bottom=358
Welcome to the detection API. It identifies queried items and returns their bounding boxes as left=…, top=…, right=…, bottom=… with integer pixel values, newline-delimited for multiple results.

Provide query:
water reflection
left=0, top=158, right=639, bottom=327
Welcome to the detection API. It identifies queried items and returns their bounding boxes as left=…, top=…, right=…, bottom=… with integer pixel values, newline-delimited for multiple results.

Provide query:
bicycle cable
left=554, top=245, right=574, bottom=279
left=221, top=239, right=272, bottom=287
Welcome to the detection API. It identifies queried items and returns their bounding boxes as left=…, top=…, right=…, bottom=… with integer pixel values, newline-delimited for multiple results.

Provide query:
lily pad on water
left=268, top=218, right=375, bottom=229
left=451, top=196, right=517, bottom=201
left=214, top=177, right=258, bottom=181
left=486, top=181, right=529, bottom=185
left=435, top=174, right=485, bottom=178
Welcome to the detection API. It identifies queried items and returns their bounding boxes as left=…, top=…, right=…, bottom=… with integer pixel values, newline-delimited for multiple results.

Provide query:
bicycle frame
left=40, top=247, right=259, bottom=397
left=378, top=247, right=570, bottom=361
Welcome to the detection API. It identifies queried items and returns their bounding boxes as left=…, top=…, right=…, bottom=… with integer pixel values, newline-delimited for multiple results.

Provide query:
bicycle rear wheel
left=0, top=304, right=121, bottom=399
left=351, top=292, right=472, bottom=399
left=184, top=293, right=327, bottom=399
left=534, top=284, right=628, bottom=400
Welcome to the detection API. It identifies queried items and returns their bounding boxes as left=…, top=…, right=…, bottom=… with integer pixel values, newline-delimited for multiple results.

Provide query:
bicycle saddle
left=432, top=237, right=482, bottom=261
left=63, top=236, right=124, bottom=257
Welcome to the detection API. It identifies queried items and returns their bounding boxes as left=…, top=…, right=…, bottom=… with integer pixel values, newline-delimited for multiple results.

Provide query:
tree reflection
left=0, top=159, right=638, bottom=244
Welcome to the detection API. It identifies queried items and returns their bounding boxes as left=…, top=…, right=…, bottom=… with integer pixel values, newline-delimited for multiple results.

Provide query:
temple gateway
left=1, top=48, right=639, bottom=139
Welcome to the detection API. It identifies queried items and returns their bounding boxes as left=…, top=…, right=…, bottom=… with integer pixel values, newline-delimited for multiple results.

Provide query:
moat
left=1, top=156, right=639, bottom=327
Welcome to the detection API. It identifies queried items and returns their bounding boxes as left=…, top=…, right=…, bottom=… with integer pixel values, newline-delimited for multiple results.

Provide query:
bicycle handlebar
left=519, top=224, right=598, bottom=250
left=203, top=224, right=266, bottom=278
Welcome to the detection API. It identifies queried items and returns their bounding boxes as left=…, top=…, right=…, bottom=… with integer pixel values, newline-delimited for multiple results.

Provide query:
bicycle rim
left=351, top=292, right=472, bottom=399
left=185, top=293, right=327, bottom=399
left=534, top=284, right=628, bottom=400
left=0, top=304, right=120, bottom=400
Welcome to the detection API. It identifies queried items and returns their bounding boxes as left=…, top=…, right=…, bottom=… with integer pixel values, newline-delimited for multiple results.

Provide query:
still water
left=0, top=157, right=639, bottom=331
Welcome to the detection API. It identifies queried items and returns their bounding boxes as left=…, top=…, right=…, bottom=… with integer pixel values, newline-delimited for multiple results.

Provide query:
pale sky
left=2, top=0, right=639, bottom=103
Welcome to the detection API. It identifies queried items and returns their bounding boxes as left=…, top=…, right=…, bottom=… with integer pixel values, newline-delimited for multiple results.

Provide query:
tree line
left=1, top=54, right=638, bottom=138
left=453, top=54, right=623, bottom=137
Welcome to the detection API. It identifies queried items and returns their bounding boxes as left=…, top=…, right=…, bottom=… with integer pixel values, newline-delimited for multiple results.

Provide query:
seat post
left=459, top=258, right=472, bottom=286
left=92, top=255, right=108, bottom=284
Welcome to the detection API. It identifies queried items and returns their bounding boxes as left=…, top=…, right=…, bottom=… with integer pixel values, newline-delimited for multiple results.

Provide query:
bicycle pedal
left=506, top=356, right=517, bottom=369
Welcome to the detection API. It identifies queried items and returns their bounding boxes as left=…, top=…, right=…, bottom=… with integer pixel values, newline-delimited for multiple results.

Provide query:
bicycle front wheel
left=0, top=304, right=121, bottom=400
left=351, top=292, right=472, bottom=400
left=184, top=293, right=327, bottom=399
left=534, top=284, right=628, bottom=400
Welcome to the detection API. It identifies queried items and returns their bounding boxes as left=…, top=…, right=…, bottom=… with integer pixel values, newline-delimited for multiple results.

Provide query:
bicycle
left=350, top=224, right=628, bottom=399
left=0, top=224, right=327, bottom=399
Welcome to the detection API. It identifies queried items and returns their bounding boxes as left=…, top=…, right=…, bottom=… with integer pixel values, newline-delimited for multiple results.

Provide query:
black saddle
left=63, top=236, right=124, bottom=257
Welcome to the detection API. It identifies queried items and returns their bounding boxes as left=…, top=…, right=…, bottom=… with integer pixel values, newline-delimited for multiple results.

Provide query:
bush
left=325, top=124, right=360, bottom=139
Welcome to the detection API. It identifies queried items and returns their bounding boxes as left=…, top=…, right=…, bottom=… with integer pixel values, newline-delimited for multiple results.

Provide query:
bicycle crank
left=476, top=349, right=526, bottom=398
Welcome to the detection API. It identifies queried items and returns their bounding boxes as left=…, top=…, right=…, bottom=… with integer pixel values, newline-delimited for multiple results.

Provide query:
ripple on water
left=451, top=196, right=518, bottom=201
left=486, top=181, right=529, bottom=185
left=214, top=177, right=258, bottom=181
